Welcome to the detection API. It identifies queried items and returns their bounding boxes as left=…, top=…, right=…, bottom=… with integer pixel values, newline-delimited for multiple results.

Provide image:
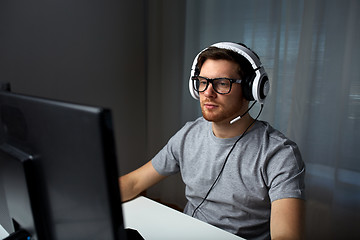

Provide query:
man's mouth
left=203, top=102, right=218, bottom=110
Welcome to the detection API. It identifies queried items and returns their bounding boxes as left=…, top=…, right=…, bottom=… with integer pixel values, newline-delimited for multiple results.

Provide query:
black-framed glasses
left=191, top=76, right=242, bottom=94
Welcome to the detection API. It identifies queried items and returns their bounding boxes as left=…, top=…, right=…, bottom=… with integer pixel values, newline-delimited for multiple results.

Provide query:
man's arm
left=270, top=198, right=305, bottom=240
left=119, top=160, right=167, bottom=202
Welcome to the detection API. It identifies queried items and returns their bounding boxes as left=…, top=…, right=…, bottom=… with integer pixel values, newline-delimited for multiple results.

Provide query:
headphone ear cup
left=189, top=77, right=199, bottom=100
left=241, top=73, right=255, bottom=101
left=258, top=75, right=270, bottom=101
left=189, top=53, right=202, bottom=100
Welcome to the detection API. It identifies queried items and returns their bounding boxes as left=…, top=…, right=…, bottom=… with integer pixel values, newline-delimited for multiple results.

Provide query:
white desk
left=122, top=196, right=244, bottom=240
left=0, top=197, right=244, bottom=240
left=0, top=224, right=8, bottom=239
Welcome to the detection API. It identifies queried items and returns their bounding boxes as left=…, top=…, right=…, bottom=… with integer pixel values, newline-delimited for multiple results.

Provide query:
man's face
left=199, top=59, right=248, bottom=124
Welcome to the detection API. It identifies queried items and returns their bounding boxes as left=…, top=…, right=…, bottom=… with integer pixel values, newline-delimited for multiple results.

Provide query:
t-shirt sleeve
left=151, top=140, right=180, bottom=176
left=151, top=123, right=189, bottom=176
left=265, top=139, right=306, bottom=202
left=151, top=118, right=204, bottom=176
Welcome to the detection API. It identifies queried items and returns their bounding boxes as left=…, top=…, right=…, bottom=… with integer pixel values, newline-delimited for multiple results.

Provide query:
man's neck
left=211, top=114, right=254, bottom=139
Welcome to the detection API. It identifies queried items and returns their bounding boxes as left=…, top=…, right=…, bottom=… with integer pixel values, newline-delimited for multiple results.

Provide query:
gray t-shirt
left=152, top=117, right=305, bottom=240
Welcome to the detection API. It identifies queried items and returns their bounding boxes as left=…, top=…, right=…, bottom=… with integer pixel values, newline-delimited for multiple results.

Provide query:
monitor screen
left=0, top=88, right=126, bottom=240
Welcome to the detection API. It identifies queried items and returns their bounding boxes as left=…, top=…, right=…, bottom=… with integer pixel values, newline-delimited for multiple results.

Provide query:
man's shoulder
left=171, top=117, right=209, bottom=140
left=182, top=116, right=208, bottom=130
left=249, top=121, right=300, bottom=156
left=254, top=121, right=293, bottom=142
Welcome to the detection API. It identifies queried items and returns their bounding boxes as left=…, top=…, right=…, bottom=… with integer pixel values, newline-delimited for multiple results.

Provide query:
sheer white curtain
left=177, top=0, right=360, bottom=239
left=145, top=0, right=359, bottom=238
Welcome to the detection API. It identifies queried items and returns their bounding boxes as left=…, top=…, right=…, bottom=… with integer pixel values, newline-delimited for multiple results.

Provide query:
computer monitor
left=0, top=86, right=126, bottom=239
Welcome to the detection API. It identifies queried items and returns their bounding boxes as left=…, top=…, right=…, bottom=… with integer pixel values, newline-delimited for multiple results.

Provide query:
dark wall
left=0, top=0, right=148, bottom=175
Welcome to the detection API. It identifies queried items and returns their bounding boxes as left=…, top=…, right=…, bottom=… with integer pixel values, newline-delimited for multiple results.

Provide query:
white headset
left=189, top=42, right=270, bottom=103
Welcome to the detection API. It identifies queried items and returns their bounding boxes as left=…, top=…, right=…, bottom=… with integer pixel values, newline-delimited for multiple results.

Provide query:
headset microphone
left=230, top=101, right=257, bottom=124
left=230, top=101, right=256, bottom=124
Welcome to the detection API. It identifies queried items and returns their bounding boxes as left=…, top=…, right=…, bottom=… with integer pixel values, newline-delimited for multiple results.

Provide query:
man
left=120, top=42, right=305, bottom=240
